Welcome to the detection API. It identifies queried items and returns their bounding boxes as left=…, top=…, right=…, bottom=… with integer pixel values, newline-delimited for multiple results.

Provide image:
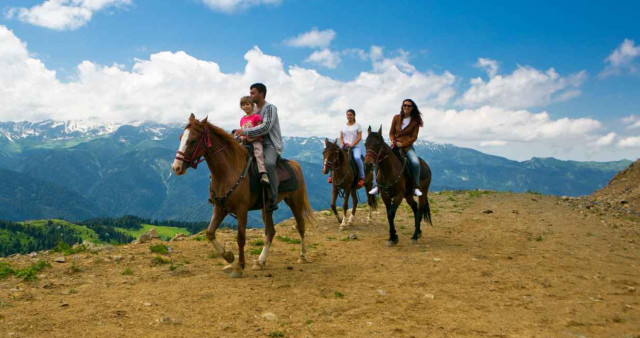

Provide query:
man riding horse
left=234, top=83, right=282, bottom=211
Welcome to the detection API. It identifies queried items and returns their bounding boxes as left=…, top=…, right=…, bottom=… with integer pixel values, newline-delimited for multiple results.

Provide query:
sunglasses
left=402, top=104, right=413, bottom=108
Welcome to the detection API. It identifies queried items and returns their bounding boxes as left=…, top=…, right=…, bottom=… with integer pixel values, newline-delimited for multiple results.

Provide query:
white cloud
left=595, top=132, right=616, bottom=146
left=600, top=39, right=640, bottom=77
left=305, top=48, right=341, bottom=69
left=480, top=140, right=507, bottom=147
left=342, top=48, right=369, bottom=61
left=458, top=64, right=587, bottom=109
left=475, top=58, right=498, bottom=77
left=5, top=0, right=131, bottom=31
left=622, top=114, right=640, bottom=129
left=284, top=28, right=336, bottom=48
left=0, top=25, right=632, bottom=161
left=617, top=136, right=640, bottom=148
left=198, top=0, right=282, bottom=13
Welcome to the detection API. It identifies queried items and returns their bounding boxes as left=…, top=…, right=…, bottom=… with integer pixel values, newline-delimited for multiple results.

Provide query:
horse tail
left=290, top=160, right=315, bottom=225
left=421, top=196, right=433, bottom=226
left=367, top=193, right=378, bottom=211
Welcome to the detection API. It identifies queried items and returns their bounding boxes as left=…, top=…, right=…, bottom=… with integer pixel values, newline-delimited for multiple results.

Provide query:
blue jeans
left=405, top=146, right=420, bottom=186
left=351, top=146, right=365, bottom=179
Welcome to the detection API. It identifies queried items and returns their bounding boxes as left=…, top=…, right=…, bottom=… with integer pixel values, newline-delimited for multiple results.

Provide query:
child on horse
left=238, top=96, right=269, bottom=184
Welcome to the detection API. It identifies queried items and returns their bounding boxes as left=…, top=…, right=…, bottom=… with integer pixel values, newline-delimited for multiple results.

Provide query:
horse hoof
left=411, top=239, right=418, bottom=244
left=339, top=225, right=347, bottom=231
left=251, top=261, right=265, bottom=270
left=386, top=240, right=398, bottom=247
left=222, top=251, right=234, bottom=263
left=222, top=264, right=234, bottom=273
left=230, top=270, right=243, bottom=278
left=298, top=256, right=308, bottom=264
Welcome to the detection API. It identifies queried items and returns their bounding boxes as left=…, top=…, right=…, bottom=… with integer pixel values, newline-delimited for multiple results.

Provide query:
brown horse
left=322, top=139, right=377, bottom=230
left=363, top=126, right=433, bottom=246
left=171, top=114, right=314, bottom=278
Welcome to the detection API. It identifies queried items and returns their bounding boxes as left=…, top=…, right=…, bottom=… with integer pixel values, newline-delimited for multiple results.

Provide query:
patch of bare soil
left=1, top=191, right=639, bottom=337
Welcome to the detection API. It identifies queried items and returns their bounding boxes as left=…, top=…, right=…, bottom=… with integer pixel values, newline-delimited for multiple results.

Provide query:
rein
left=210, top=154, right=253, bottom=219
left=329, top=148, right=352, bottom=188
left=367, top=145, right=406, bottom=203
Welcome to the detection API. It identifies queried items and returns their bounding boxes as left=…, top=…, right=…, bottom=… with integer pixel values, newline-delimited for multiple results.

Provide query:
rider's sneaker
left=369, top=186, right=378, bottom=195
left=260, top=173, right=270, bottom=185
left=327, top=177, right=332, bottom=184
left=357, top=179, right=364, bottom=188
left=414, top=188, right=423, bottom=197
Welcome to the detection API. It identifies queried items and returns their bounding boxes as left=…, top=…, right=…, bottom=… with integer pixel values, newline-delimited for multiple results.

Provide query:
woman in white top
left=340, top=109, right=365, bottom=188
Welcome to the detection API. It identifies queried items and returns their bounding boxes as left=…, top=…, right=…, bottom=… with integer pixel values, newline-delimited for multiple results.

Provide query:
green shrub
left=122, top=267, right=133, bottom=275
left=150, top=256, right=170, bottom=265
left=52, top=242, right=86, bottom=256
left=149, top=244, right=169, bottom=255
left=13, top=260, right=51, bottom=281
left=276, top=235, right=300, bottom=244
left=0, top=262, right=13, bottom=279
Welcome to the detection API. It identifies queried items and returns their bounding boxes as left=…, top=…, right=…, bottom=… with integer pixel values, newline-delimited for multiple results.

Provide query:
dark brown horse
left=363, top=126, right=433, bottom=246
left=171, top=114, right=314, bottom=278
left=322, top=139, right=377, bottom=230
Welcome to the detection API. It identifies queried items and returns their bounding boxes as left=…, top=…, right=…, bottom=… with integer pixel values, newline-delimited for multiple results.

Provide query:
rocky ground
left=0, top=190, right=639, bottom=337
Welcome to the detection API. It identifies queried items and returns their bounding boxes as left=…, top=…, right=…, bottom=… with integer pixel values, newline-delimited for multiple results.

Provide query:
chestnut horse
left=322, top=138, right=377, bottom=230
left=363, top=126, right=433, bottom=246
left=171, top=114, right=314, bottom=278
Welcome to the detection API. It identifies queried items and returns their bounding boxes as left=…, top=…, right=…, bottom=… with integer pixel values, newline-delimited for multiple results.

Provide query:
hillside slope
left=1, top=191, right=638, bottom=337
left=592, top=159, right=640, bottom=213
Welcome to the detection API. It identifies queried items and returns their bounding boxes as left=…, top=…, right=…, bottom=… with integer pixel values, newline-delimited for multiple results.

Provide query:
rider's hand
left=395, top=141, right=403, bottom=148
left=233, top=129, right=244, bottom=137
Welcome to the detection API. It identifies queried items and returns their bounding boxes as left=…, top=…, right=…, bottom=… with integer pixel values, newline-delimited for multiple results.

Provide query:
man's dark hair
left=250, top=83, right=267, bottom=98
left=346, top=109, right=356, bottom=116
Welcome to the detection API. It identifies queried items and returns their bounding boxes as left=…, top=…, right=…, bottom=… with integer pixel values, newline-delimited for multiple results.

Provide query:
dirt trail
left=1, top=191, right=639, bottom=337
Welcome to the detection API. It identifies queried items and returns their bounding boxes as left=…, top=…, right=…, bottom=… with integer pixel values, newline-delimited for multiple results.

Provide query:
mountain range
left=0, top=120, right=633, bottom=223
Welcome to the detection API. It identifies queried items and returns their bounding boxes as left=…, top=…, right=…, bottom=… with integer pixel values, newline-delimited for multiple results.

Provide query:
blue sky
left=0, top=0, right=639, bottom=161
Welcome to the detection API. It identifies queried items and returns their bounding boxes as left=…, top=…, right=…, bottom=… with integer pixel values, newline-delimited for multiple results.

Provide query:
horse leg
left=252, top=209, right=276, bottom=270
left=348, top=189, right=357, bottom=226
left=339, top=188, right=350, bottom=231
left=229, top=211, right=247, bottom=278
left=205, top=205, right=234, bottom=264
left=330, top=185, right=342, bottom=224
left=383, top=196, right=401, bottom=247
left=365, top=180, right=375, bottom=224
left=284, top=196, right=308, bottom=264
left=406, top=197, right=422, bottom=243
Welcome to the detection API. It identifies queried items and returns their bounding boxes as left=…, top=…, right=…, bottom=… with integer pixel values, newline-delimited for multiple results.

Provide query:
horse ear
left=367, top=125, right=372, bottom=135
left=324, top=138, right=329, bottom=147
left=378, top=125, right=382, bottom=135
left=201, top=116, right=208, bottom=124
left=189, top=113, right=196, bottom=122
left=334, top=138, right=338, bottom=145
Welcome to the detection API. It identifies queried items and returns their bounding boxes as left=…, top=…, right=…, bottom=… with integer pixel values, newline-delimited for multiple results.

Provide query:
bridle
left=175, top=125, right=228, bottom=169
left=324, top=145, right=352, bottom=187
left=365, top=137, right=406, bottom=202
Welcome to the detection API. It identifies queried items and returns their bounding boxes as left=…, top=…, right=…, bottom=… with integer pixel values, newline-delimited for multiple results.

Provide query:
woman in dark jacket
left=369, top=98, right=423, bottom=196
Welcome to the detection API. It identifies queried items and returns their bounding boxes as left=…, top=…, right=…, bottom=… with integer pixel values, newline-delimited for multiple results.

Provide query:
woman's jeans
left=405, top=146, right=421, bottom=186
left=350, top=146, right=365, bottom=179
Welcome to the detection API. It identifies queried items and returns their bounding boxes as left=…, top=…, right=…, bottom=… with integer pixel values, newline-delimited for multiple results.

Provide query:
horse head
left=364, top=125, right=386, bottom=171
left=171, top=113, right=211, bottom=176
left=322, top=138, right=342, bottom=174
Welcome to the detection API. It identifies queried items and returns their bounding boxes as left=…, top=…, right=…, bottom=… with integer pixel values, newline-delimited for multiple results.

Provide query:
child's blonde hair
left=240, top=96, right=252, bottom=107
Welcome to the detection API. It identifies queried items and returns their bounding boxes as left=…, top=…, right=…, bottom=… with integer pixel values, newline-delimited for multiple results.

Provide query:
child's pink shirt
left=240, top=114, right=262, bottom=141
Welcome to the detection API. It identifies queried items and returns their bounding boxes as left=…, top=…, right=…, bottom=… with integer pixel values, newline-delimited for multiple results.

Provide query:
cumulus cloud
left=0, top=25, right=630, bottom=161
left=600, top=39, right=640, bottom=77
left=617, top=136, right=640, bottom=148
left=475, top=58, right=498, bottom=77
left=458, top=64, right=587, bottom=109
left=284, top=28, right=336, bottom=48
left=622, top=114, right=640, bottom=129
left=305, top=48, right=341, bottom=69
left=595, top=132, right=616, bottom=146
left=5, top=0, right=131, bottom=31
left=198, top=0, right=282, bottom=13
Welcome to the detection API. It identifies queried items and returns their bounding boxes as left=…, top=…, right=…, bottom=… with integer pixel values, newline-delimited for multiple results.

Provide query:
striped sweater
left=242, top=102, right=283, bottom=155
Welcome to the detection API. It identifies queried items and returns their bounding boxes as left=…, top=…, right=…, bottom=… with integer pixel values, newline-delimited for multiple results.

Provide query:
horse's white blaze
left=171, top=129, right=190, bottom=173
left=258, top=242, right=271, bottom=264
left=322, top=159, right=328, bottom=173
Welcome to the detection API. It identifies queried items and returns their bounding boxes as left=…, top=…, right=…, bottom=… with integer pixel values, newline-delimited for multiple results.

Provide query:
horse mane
left=188, top=119, right=247, bottom=170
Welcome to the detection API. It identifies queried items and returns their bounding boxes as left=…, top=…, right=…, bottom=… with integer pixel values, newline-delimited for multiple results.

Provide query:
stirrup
left=260, top=173, right=270, bottom=185
left=414, top=188, right=422, bottom=197
left=368, top=186, right=378, bottom=195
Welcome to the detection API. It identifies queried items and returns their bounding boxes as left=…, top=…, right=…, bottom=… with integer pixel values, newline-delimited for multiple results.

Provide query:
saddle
left=243, top=144, right=298, bottom=209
